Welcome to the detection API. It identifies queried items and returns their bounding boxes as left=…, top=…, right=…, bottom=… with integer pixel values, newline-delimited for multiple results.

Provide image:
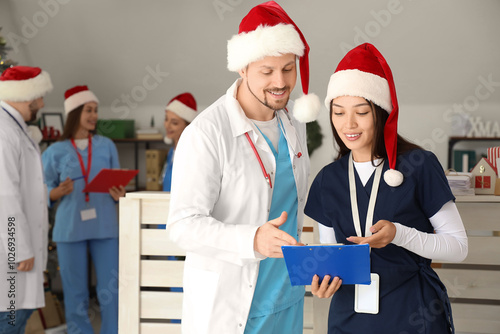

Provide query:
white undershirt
left=74, top=138, right=88, bottom=150
left=252, top=117, right=279, bottom=152
left=318, top=160, right=468, bottom=262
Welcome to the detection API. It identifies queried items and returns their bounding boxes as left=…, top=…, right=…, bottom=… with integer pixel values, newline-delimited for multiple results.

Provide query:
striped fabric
left=487, top=146, right=500, bottom=176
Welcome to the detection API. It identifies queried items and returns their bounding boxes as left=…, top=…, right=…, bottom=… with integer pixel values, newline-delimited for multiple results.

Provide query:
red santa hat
left=64, top=85, right=99, bottom=115
left=165, top=92, right=197, bottom=123
left=0, top=66, right=53, bottom=102
left=325, top=43, right=403, bottom=187
left=227, top=1, right=320, bottom=123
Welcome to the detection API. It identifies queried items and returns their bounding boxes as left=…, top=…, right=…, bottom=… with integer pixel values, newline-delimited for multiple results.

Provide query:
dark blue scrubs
left=305, top=149, right=455, bottom=334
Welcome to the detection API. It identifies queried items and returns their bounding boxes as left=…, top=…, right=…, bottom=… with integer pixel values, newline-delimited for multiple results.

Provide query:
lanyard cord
left=71, top=135, right=92, bottom=202
left=2, top=107, right=38, bottom=150
left=245, top=132, right=272, bottom=189
left=348, top=152, right=384, bottom=238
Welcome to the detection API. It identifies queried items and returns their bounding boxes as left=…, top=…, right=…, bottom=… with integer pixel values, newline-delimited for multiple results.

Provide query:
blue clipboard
left=281, top=244, right=371, bottom=286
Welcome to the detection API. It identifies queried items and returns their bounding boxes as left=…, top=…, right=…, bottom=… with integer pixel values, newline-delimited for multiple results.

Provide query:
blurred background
left=1, top=0, right=499, bottom=180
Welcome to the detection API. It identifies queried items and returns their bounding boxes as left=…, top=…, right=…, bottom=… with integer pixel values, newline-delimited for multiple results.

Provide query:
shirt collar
left=224, top=79, right=254, bottom=139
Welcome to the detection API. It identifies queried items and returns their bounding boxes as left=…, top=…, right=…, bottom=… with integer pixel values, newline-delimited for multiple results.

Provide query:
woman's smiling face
left=331, top=95, right=375, bottom=162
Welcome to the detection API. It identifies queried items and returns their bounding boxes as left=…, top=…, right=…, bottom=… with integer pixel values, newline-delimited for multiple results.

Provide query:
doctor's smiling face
left=331, top=96, right=376, bottom=162
left=238, top=53, right=297, bottom=121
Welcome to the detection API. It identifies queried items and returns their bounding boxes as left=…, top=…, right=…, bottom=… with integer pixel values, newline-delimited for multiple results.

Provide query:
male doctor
left=167, top=2, right=320, bottom=333
left=0, top=66, right=53, bottom=333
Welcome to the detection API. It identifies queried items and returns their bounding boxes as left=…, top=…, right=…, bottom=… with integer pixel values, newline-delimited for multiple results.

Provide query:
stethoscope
left=244, top=109, right=303, bottom=189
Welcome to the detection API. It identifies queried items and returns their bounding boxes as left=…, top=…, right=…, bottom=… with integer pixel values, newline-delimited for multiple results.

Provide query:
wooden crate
left=118, top=191, right=316, bottom=333
left=119, top=192, right=183, bottom=334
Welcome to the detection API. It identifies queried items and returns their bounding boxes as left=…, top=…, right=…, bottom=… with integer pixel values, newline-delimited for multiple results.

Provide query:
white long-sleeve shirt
left=318, top=159, right=468, bottom=263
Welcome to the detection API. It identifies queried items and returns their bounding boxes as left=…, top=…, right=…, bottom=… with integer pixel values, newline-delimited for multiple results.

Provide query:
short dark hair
left=329, top=99, right=421, bottom=164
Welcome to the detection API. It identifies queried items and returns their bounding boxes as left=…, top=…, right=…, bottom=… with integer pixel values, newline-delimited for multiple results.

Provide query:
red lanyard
left=71, top=135, right=92, bottom=202
left=245, top=132, right=272, bottom=189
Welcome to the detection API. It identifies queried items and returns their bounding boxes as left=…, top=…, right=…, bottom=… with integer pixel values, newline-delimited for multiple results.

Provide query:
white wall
left=2, top=0, right=500, bottom=182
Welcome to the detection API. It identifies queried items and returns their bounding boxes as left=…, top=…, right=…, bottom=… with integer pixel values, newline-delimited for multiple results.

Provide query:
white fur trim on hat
left=324, top=69, right=392, bottom=113
left=227, top=23, right=304, bottom=72
left=64, top=90, right=99, bottom=115
left=0, top=71, right=53, bottom=102
left=384, top=169, right=403, bottom=187
left=166, top=99, right=197, bottom=123
left=293, top=93, right=321, bottom=123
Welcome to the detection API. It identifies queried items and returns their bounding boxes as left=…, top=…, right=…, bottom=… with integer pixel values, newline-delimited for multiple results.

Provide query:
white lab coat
left=0, top=101, right=48, bottom=310
left=167, top=80, right=310, bottom=334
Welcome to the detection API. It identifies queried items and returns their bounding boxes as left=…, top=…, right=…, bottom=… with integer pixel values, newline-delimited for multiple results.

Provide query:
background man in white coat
left=167, top=2, right=320, bottom=333
left=0, top=66, right=53, bottom=333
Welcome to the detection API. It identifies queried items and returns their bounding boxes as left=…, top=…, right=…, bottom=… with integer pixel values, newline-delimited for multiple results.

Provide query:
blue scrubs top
left=42, top=135, right=120, bottom=242
left=305, top=150, right=456, bottom=334
left=162, top=147, right=174, bottom=192
left=246, top=125, right=304, bottom=323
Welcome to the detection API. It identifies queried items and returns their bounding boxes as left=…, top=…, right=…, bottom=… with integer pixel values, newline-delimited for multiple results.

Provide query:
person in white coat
left=166, top=2, right=321, bottom=333
left=0, top=66, right=53, bottom=334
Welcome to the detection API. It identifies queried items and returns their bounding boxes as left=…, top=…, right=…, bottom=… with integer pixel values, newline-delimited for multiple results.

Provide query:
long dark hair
left=59, top=105, right=97, bottom=140
left=330, top=99, right=421, bottom=163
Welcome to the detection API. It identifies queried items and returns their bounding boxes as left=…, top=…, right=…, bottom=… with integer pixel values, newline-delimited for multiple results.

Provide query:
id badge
left=80, top=208, right=97, bottom=221
left=354, top=273, right=379, bottom=314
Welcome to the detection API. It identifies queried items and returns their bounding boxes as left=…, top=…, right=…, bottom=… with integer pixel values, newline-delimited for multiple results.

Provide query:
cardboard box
left=97, top=119, right=135, bottom=139
left=146, top=150, right=168, bottom=170
left=25, top=310, right=45, bottom=334
left=146, top=149, right=168, bottom=191
left=146, top=174, right=162, bottom=191
left=41, top=291, right=62, bottom=329
left=26, top=292, right=64, bottom=333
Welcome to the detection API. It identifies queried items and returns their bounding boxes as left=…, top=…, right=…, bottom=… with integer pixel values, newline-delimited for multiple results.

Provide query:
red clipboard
left=82, top=169, right=139, bottom=193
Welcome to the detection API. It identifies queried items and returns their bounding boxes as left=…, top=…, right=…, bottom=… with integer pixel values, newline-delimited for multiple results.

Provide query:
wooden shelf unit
left=435, top=195, right=500, bottom=333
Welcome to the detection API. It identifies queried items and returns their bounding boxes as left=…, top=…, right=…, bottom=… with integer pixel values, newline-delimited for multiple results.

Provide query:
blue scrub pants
left=0, top=309, right=34, bottom=334
left=244, top=299, right=304, bottom=334
left=57, top=238, right=118, bottom=334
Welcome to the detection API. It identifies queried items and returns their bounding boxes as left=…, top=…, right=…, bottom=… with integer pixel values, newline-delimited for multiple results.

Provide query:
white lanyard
left=348, top=152, right=384, bottom=237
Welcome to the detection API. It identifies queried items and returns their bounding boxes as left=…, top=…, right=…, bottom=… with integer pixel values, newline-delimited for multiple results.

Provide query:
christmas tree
left=0, top=27, right=17, bottom=73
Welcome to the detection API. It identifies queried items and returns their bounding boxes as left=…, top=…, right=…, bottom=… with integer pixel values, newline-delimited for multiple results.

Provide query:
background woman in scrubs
left=42, top=85, right=125, bottom=334
left=161, top=92, right=197, bottom=191
left=305, top=44, right=468, bottom=333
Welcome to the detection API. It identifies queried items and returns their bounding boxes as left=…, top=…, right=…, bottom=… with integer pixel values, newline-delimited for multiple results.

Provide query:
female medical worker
left=305, top=44, right=468, bottom=333
left=161, top=92, right=197, bottom=191
left=42, top=85, right=125, bottom=334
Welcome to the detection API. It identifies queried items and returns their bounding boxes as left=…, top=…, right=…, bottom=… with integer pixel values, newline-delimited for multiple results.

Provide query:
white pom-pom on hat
left=293, top=93, right=321, bottom=123
left=27, top=125, right=43, bottom=144
left=163, top=136, right=173, bottom=145
left=384, top=169, right=404, bottom=187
